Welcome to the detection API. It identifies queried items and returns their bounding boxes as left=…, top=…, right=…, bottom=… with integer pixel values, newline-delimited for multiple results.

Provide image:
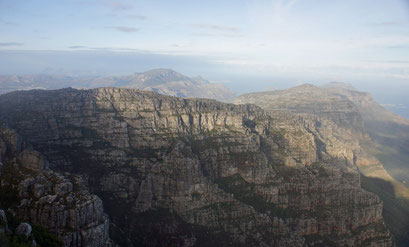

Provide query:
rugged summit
left=0, top=126, right=111, bottom=246
left=0, top=87, right=392, bottom=246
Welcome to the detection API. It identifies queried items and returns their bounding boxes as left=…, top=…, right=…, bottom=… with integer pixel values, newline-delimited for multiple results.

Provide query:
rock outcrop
left=0, top=87, right=393, bottom=246
left=0, top=126, right=111, bottom=247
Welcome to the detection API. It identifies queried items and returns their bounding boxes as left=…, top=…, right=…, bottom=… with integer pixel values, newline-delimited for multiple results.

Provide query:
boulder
left=15, top=222, right=32, bottom=238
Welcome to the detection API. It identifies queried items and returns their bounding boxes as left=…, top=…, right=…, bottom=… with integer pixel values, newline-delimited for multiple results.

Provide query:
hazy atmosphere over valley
left=1, top=1, right=409, bottom=247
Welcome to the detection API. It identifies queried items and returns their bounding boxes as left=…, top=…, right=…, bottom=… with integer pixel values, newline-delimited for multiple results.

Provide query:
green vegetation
left=0, top=212, right=62, bottom=247
left=0, top=161, right=22, bottom=209
left=32, top=225, right=63, bottom=247
left=311, top=162, right=329, bottom=177
left=270, top=128, right=286, bottom=141
left=304, top=233, right=337, bottom=246
left=275, top=166, right=299, bottom=180
left=111, top=208, right=237, bottom=247
left=189, top=135, right=239, bottom=154
left=0, top=234, right=31, bottom=247
left=373, top=144, right=409, bottom=186
left=242, top=119, right=256, bottom=129
left=191, top=192, right=202, bottom=200
left=65, top=124, right=101, bottom=140
left=216, top=174, right=299, bottom=218
left=0, top=160, right=63, bottom=247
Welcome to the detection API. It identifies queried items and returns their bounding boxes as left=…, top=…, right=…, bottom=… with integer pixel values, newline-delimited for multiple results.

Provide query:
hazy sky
left=1, top=0, right=409, bottom=91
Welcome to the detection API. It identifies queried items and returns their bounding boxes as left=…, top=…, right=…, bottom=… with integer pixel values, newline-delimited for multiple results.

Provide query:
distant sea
left=369, top=88, right=409, bottom=120
left=382, top=104, right=409, bottom=119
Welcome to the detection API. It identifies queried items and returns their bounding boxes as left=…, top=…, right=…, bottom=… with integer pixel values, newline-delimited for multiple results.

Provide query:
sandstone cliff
left=235, top=84, right=409, bottom=245
left=0, top=87, right=392, bottom=246
left=0, top=126, right=111, bottom=247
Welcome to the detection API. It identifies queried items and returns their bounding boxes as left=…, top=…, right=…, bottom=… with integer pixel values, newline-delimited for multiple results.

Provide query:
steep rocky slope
left=235, top=84, right=409, bottom=245
left=0, top=126, right=111, bottom=247
left=234, top=84, right=407, bottom=182
left=325, top=87, right=409, bottom=183
left=0, top=87, right=393, bottom=246
left=0, top=69, right=236, bottom=102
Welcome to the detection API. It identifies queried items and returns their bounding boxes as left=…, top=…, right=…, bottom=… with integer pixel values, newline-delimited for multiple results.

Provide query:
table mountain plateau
left=0, top=87, right=394, bottom=246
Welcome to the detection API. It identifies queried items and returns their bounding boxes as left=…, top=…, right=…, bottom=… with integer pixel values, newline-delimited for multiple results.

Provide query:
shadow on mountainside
left=361, top=175, right=409, bottom=246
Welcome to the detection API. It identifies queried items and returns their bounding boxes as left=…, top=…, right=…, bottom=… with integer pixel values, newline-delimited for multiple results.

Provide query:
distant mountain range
left=0, top=69, right=236, bottom=102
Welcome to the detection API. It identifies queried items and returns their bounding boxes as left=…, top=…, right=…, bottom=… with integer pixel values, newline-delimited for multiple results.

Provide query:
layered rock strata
left=0, top=87, right=392, bottom=246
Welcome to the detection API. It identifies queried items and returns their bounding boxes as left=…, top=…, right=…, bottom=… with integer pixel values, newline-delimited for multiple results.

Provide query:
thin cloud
left=191, top=32, right=243, bottom=38
left=383, top=60, right=409, bottom=64
left=69, top=45, right=88, bottom=49
left=369, top=21, right=404, bottom=26
left=0, top=42, right=23, bottom=46
left=191, top=24, right=240, bottom=33
left=83, top=46, right=151, bottom=53
left=127, top=14, right=147, bottom=20
left=0, top=18, right=18, bottom=26
left=105, top=26, right=139, bottom=32
left=386, top=44, right=409, bottom=49
left=190, top=23, right=242, bottom=38
left=110, top=1, right=132, bottom=11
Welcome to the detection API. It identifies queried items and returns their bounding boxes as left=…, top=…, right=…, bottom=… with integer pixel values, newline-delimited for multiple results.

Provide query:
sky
left=1, top=0, right=409, bottom=100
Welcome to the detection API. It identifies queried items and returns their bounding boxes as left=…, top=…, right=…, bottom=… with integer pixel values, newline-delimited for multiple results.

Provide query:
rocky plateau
left=0, top=87, right=394, bottom=246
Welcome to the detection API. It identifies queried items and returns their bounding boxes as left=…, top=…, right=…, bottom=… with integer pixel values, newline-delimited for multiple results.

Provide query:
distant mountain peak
left=289, top=83, right=320, bottom=91
left=0, top=69, right=236, bottom=102
left=322, top=81, right=356, bottom=90
left=139, top=68, right=181, bottom=76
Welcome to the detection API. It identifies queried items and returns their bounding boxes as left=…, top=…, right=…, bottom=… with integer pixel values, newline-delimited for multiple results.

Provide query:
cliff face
left=235, top=84, right=409, bottom=245
left=234, top=85, right=409, bottom=195
left=234, top=84, right=372, bottom=167
left=0, top=127, right=111, bottom=247
left=0, top=87, right=392, bottom=246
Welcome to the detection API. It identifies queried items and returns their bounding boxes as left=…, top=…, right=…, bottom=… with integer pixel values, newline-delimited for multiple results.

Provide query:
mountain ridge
left=0, top=69, right=236, bottom=103
left=0, top=86, right=393, bottom=246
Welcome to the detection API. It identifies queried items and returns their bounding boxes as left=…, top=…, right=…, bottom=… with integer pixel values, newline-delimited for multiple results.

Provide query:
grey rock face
left=19, top=150, right=48, bottom=172
left=15, top=222, right=32, bottom=238
left=0, top=209, right=7, bottom=234
left=0, top=210, right=6, bottom=224
left=0, top=87, right=393, bottom=246
left=0, top=127, right=111, bottom=247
